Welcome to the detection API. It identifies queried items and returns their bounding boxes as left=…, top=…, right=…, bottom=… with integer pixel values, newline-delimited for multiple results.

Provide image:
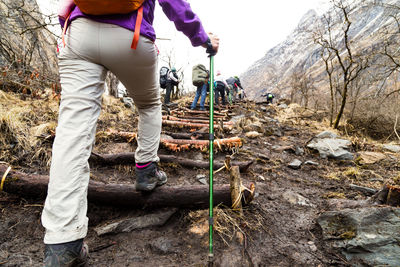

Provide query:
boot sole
left=135, top=182, right=157, bottom=192
left=135, top=177, right=167, bottom=192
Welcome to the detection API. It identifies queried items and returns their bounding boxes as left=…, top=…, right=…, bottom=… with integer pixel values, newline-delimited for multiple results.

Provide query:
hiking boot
left=135, top=162, right=168, bottom=191
left=44, top=239, right=89, bottom=267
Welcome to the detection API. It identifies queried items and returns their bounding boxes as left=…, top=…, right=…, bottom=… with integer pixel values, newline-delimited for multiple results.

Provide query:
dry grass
left=0, top=91, right=57, bottom=167
left=187, top=206, right=267, bottom=246
left=347, top=96, right=400, bottom=140
left=0, top=91, right=135, bottom=169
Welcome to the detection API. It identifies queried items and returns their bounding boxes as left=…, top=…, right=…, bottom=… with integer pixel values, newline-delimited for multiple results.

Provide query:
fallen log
left=177, top=116, right=227, bottom=121
left=162, top=137, right=242, bottom=146
left=89, top=153, right=253, bottom=172
left=161, top=137, right=242, bottom=151
left=170, top=111, right=226, bottom=119
left=181, top=107, right=228, bottom=116
left=98, top=129, right=137, bottom=142
left=162, top=115, right=233, bottom=125
left=187, top=104, right=239, bottom=110
left=0, top=165, right=254, bottom=209
left=162, top=131, right=208, bottom=140
left=162, top=120, right=233, bottom=130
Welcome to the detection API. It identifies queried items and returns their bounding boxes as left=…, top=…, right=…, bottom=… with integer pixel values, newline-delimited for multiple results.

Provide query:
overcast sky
left=153, top=0, right=329, bottom=82
left=38, top=0, right=329, bottom=91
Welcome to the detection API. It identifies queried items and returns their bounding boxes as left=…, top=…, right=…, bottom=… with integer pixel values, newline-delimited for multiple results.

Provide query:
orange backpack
left=73, top=0, right=145, bottom=15
left=62, top=0, right=146, bottom=49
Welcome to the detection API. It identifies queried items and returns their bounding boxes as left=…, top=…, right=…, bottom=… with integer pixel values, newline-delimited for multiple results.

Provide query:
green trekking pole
left=206, top=40, right=216, bottom=267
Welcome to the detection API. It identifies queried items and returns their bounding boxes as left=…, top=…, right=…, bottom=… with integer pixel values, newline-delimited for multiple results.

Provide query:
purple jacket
left=62, top=0, right=208, bottom=47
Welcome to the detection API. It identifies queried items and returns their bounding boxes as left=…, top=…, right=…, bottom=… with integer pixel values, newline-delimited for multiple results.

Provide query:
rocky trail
left=1, top=95, right=400, bottom=266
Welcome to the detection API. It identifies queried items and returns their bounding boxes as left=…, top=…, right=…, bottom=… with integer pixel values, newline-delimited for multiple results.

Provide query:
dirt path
left=1, top=99, right=394, bottom=266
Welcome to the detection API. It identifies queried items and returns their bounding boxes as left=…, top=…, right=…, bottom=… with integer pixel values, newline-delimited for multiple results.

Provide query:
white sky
left=37, top=0, right=329, bottom=91
left=154, top=0, right=329, bottom=83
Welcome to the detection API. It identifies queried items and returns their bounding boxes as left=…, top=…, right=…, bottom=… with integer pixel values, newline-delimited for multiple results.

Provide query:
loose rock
left=317, top=207, right=400, bottom=266
left=288, top=159, right=302, bottom=169
left=282, top=190, right=314, bottom=207
left=95, top=208, right=177, bottom=236
left=149, top=237, right=180, bottom=255
left=307, top=131, right=353, bottom=160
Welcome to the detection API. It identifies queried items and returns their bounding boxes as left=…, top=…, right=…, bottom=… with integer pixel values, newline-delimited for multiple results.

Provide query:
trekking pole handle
left=205, top=37, right=216, bottom=57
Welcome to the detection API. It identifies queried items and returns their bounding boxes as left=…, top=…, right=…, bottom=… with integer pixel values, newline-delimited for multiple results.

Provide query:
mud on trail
left=1, top=92, right=399, bottom=266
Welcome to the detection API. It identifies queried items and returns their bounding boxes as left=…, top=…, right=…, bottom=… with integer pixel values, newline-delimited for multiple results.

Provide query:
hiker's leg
left=164, top=83, right=172, bottom=104
left=99, top=25, right=160, bottom=164
left=199, top=83, right=207, bottom=109
left=42, top=18, right=106, bottom=244
left=221, top=88, right=226, bottom=105
left=191, top=85, right=201, bottom=109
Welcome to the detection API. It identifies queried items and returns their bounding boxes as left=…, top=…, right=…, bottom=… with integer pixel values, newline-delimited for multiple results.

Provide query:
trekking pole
left=208, top=54, right=215, bottom=267
left=206, top=41, right=216, bottom=267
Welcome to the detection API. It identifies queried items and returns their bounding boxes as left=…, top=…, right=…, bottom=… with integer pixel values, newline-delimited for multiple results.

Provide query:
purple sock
left=136, top=162, right=152, bottom=169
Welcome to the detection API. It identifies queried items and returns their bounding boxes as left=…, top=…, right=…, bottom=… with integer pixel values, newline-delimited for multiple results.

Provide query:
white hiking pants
left=42, top=18, right=161, bottom=244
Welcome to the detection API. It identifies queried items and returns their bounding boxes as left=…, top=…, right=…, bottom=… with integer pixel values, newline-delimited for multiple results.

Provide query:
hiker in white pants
left=43, top=0, right=219, bottom=265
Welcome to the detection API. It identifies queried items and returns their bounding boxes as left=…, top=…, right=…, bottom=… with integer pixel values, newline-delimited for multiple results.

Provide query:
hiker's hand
left=203, top=32, right=219, bottom=56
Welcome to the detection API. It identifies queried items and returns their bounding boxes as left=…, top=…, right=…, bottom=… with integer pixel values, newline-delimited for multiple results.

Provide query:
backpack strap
left=131, top=6, right=143, bottom=50
left=61, top=13, right=71, bottom=48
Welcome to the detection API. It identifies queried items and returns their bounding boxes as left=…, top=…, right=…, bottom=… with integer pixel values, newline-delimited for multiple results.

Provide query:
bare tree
left=0, top=0, right=58, bottom=93
left=289, top=67, right=315, bottom=108
left=313, top=0, right=369, bottom=129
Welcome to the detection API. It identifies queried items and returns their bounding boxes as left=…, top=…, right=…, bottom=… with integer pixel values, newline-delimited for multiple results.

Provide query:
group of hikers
left=159, top=64, right=245, bottom=109
left=190, top=67, right=246, bottom=110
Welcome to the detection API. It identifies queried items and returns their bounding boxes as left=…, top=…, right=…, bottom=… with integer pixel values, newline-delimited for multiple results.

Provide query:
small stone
left=288, top=159, right=302, bottom=169
left=149, top=237, right=179, bottom=255
left=309, top=244, right=317, bottom=252
left=315, top=131, right=338, bottom=139
left=257, top=174, right=266, bottom=181
left=160, top=134, right=173, bottom=140
left=196, top=174, right=207, bottom=185
left=244, top=122, right=264, bottom=133
left=282, top=190, right=315, bottom=207
left=192, top=153, right=203, bottom=161
left=273, top=129, right=283, bottom=137
left=295, top=146, right=305, bottom=156
left=246, top=131, right=261, bottom=139
left=383, top=144, right=400, bottom=153
left=257, top=153, right=270, bottom=160
left=278, top=104, right=288, bottom=109
left=304, top=160, right=319, bottom=166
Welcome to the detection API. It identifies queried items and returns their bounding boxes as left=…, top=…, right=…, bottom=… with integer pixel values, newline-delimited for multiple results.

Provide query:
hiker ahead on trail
left=226, top=76, right=243, bottom=102
left=214, top=70, right=229, bottom=106
left=45, top=0, right=219, bottom=265
left=262, top=92, right=275, bottom=104
left=164, top=67, right=179, bottom=105
left=190, top=64, right=209, bottom=110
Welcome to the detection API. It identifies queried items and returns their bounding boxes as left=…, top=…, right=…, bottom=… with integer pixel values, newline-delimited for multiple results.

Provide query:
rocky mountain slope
left=241, top=0, right=400, bottom=99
